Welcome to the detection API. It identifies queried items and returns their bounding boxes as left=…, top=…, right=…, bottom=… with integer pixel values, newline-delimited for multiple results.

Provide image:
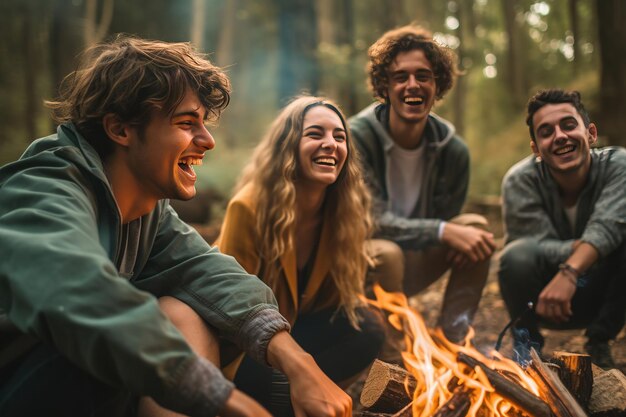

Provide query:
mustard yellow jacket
left=215, top=183, right=341, bottom=325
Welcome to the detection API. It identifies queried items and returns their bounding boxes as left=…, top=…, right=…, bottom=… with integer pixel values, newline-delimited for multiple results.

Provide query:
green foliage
left=0, top=0, right=608, bottom=199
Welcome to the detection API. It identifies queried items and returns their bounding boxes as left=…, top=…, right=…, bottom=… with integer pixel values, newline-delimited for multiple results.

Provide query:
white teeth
left=314, top=157, right=336, bottom=166
left=178, top=157, right=203, bottom=166
left=404, top=97, right=424, bottom=104
left=555, top=146, right=575, bottom=155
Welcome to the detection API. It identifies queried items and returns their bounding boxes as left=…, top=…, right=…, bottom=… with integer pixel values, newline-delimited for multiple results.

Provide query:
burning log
left=432, top=387, right=471, bottom=417
left=355, top=402, right=412, bottom=417
left=526, top=348, right=587, bottom=417
left=360, top=359, right=416, bottom=412
left=550, top=351, right=593, bottom=408
left=456, top=352, right=552, bottom=417
left=588, top=367, right=626, bottom=417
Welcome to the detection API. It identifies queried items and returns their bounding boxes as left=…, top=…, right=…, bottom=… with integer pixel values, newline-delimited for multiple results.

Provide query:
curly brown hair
left=367, top=25, right=459, bottom=102
left=45, top=34, right=230, bottom=157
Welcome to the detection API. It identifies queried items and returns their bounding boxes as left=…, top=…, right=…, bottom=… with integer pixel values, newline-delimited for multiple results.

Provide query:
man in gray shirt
left=500, top=89, right=626, bottom=368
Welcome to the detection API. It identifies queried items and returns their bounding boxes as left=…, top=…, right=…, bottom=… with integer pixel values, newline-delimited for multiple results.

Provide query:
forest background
left=1, top=0, right=625, bottom=211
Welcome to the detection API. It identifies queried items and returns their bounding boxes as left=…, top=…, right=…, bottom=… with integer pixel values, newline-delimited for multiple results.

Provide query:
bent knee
left=366, top=239, right=405, bottom=292
left=450, top=213, right=490, bottom=232
left=498, top=238, right=542, bottom=283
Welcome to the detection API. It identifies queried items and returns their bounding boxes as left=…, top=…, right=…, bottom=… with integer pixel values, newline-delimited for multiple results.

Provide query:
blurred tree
left=84, top=0, right=114, bottom=46
left=501, top=0, right=527, bottom=107
left=568, top=0, right=581, bottom=76
left=596, top=0, right=626, bottom=147
left=277, top=0, right=319, bottom=102
left=191, top=0, right=206, bottom=50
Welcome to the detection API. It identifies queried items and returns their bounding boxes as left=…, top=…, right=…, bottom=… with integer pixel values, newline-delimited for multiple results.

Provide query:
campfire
left=357, top=285, right=626, bottom=417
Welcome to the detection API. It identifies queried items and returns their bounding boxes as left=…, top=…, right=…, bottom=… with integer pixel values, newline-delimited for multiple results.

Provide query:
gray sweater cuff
left=161, top=356, right=234, bottom=417
left=238, top=307, right=291, bottom=365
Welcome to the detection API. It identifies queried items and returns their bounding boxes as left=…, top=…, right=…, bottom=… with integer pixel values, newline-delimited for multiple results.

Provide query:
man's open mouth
left=178, top=157, right=203, bottom=174
left=404, top=96, right=424, bottom=106
left=554, top=145, right=576, bottom=155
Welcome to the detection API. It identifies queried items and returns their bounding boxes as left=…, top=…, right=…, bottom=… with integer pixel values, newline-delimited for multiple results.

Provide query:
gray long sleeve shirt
left=502, top=147, right=626, bottom=262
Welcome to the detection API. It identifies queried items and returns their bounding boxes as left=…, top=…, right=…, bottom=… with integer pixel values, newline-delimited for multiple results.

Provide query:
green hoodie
left=0, top=124, right=290, bottom=416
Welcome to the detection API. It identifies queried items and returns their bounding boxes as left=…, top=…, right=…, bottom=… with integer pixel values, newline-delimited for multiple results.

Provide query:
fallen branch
left=457, top=352, right=552, bottom=417
left=432, top=387, right=471, bottom=417
left=527, top=348, right=587, bottom=417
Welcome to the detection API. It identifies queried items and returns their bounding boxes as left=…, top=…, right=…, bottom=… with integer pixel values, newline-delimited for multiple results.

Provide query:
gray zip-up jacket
left=502, top=147, right=626, bottom=261
left=0, top=124, right=290, bottom=416
left=349, top=102, right=470, bottom=250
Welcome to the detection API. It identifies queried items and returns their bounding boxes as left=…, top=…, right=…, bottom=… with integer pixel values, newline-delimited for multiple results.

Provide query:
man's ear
left=530, top=140, right=540, bottom=157
left=102, top=114, right=133, bottom=147
left=588, top=123, right=598, bottom=146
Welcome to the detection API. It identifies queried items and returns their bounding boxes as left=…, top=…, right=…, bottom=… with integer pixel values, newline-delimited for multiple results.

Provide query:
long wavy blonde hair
left=235, top=95, right=372, bottom=326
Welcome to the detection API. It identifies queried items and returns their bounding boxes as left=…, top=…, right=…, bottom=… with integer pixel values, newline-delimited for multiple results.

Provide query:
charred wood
left=457, top=352, right=552, bottom=417
left=527, top=348, right=587, bottom=417
left=550, top=351, right=593, bottom=409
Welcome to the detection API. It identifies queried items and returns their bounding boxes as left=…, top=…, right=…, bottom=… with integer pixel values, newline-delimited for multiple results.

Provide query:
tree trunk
left=596, top=0, right=626, bottom=147
left=22, top=9, right=37, bottom=141
left=190, top=0, right=205, bottom=51
left=568, top=0, right=581, bottom=76
left=501, top=0, right=526, bottom=107
left=50, top=0, right=84, bottom=93
left=277, top=0, right=319, bottom=103
left=84, top=0, right=114, bottom=46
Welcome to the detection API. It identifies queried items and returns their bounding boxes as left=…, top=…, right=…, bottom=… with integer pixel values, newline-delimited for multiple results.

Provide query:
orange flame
left=368, top=284, right=540, bottom=417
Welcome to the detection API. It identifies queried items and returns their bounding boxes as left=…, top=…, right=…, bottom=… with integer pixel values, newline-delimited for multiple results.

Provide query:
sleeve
left=136, top=202, right=290, bottom=366
left=0, top=160, right=233, bottom=416
left=501, top=165, right=574, bottom=261
left=579, top=153, right=626, bottom=257
left=213, top=198, right=262, bottom=275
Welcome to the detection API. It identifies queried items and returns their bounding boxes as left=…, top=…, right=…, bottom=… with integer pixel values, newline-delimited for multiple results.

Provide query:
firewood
left=588, top=367, right=626, bottom=417
left=456, top=352, right=552, bottom=417
left=550, top=351, right=593, bottom=409
left=527, top=348, right=587, bottom=417
left=432, top=387, right=471, bottom=417
left=391, top=402, right=413, bottom=417
left=354, top=404, right=414, bottom=417
left=360, top=359, right=416, bottom=412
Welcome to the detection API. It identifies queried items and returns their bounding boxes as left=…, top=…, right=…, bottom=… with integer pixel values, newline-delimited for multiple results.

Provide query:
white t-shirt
left=388, top=143, right=425, bottom=217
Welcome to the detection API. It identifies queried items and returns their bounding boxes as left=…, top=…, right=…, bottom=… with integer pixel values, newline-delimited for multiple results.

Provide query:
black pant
left=498, top=238, right=626, bottom=349
left=0, top=344, right=132, bottom=417
left=234, top=306, right=385, bottom=416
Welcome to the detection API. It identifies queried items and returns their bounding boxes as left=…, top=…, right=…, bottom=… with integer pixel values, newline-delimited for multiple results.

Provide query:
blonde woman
left=215, top=96, right=384, bottom=414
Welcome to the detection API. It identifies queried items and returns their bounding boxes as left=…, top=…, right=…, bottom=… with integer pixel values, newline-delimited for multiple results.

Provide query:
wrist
left=267, top=331, right=313, bottom=376
left=558, top=262, right=581, bottom=286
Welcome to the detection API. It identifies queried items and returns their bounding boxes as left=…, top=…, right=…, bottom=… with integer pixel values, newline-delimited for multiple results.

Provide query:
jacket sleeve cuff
left=238, top=307, right=291, bottom=365
left=161, top=356, right=234, bottom=417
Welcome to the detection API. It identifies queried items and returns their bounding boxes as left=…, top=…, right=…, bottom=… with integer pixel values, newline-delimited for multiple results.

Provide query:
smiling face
left=386, top=49, right=436, bottom=125
left=125, top=89, right=215, bottom=203
left=297, top=105, right=348, bottom=189
left=530, top=102, right=597, bottom=177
